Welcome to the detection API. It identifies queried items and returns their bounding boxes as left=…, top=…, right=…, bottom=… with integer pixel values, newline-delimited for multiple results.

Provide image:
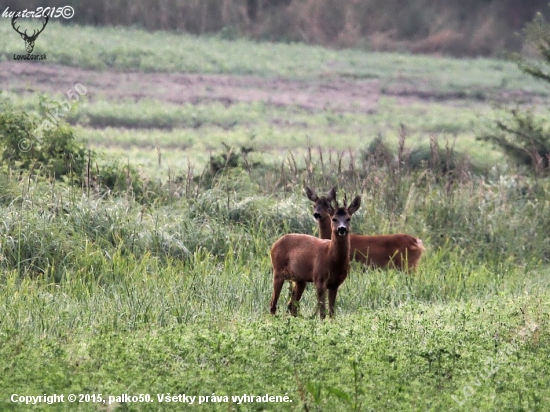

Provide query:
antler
left=33, top=16, right=49, bottom=38
left=11, top=15, right=26, bottom=37
left=333, top=190, right=340, bottom=208
left=12, top=15, right=49, bottom=39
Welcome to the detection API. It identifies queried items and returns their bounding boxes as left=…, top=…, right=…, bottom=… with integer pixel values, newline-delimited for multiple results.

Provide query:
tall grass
left=1, top=137, right=549, bottom=282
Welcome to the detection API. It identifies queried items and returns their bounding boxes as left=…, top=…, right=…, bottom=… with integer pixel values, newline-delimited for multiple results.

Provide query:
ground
left=1, top=61, right=542, bottom=114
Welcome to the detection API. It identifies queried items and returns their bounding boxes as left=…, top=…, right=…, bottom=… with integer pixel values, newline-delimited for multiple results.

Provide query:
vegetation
left=1, top=103, right=550, bottom=408
left=479, top=13, right=550, bottom=176
left=0, top=100, right=87, bottom=181
left=4, top=18, right=550, bottom=84
left=1, top=17, right=550, bottom=411
left=2, top=0, right=550, bottom=55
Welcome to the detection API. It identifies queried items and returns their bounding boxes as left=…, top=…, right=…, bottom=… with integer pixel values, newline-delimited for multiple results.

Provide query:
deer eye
left=332, top=218, right=337, bottom=222
left=346, top=218, right=350, bottom=222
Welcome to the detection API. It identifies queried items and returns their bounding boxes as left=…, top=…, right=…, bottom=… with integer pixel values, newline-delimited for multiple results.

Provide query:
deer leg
left=328, top=287, right=339, bottom=318
left=286, top=281, right=296, bottom=314
left=287, top=281, right=306, bottom=316
left=315, top=285, right=327, bottom=320
left=270, top=275, right=285, bottom=315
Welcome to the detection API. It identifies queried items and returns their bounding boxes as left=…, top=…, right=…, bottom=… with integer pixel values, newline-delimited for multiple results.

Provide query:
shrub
left=198, top=144, right=260, bottom=188
left=361, top=132, right=472, bottom=177
left=479, top=108, right=550, bottom=173
left=0, top=102, right=87, bottom=182
left=478, top=13, right=550, bottom=175
left=0, top=99, right=167, bottom=203
left=91, top=159, right=154, bottom=202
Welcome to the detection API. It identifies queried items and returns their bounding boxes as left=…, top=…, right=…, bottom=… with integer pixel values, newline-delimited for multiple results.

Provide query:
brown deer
left=270, top=193, right=361, bottom=319
left=305, top=187, right=425, bottom=271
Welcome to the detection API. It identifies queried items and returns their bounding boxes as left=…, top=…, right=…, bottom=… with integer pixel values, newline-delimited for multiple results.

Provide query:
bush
left=197, top=144, right=260, bottom=189
left=0, top=99, right=168, bottom=204
left=478, top=13, right=550, bottom=176
left=479, top=108, right=550, bottom=173
left=90, top=159, right=158, bottom=203
left=0, top=103, right=87, bottom=182
left=361, top=132, right=472, bottom=177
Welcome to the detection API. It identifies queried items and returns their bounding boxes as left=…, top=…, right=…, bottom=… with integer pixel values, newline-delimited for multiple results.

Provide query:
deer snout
left=337, top=226, right=348, bottom=236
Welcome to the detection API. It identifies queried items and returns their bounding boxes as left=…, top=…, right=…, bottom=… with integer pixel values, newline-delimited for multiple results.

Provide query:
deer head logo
left=11, top=15, right=49, bottom=54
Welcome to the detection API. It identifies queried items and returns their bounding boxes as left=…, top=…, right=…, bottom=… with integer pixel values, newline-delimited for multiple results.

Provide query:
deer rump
left=349, top=233, right=424, bottom=269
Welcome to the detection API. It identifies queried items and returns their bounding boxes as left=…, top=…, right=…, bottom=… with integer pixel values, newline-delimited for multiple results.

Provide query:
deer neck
left=329, top=231, right=350, bottom=263
left=317, top=216, right=332, bottom=240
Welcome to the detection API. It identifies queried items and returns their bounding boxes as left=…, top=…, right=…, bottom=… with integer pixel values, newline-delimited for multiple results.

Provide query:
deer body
left=306, top=187, right=425, bottom=271
left=270, top=196, right=360, bottom=319
left=348, top=233, right=424, bottom=269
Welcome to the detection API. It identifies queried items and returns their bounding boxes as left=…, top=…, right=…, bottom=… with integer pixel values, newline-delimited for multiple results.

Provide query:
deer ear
left=326, top=187, right=337, bottom=202
left=347, top=195, right=361, bottom=215
left=319, top=198, right=335, bottom=215
left=305, top=187, right=318, bottom=202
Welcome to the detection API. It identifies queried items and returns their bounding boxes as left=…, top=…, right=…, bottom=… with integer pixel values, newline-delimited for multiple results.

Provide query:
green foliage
left=0, top=99, right=167, bottom=204
left=516, top=13, right=550, bottom=84
left=361, top=134, right=395, bottom=167
left=1, top=142, right=550, bottom=409
left=480, top=13, right=550, bottom=175
left=362, top=132, right=473, bottom=175
left=200, top=144, right=261, bottom=188
left=0, top=101, right=87, bottom=181
left=2, top=17, right=550, bottom=410
left=1, top=153, right=550, bottom=279
left=91, top=159, right=164, bottom=203
left=479, top=107, right=550, bottom=172
left=1, top=20, right=545, bottom=90
left=0, top=282, right=549, bottom=411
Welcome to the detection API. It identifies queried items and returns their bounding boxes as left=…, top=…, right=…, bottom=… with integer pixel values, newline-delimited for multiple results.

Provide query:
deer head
left=305, top=186, right=336, bottom=221
left=320, top=193, right=361, bottom=237
left=12, top=15, right=49, bottom=54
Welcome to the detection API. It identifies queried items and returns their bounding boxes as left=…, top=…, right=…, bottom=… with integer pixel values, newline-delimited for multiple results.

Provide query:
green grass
left=2, top=21, right=550, bottom=411
left=1, top=20, right=549, bottom=94
left=1, top=250, right=549, bottom=411
left=1, top=90, right=502, bottom=178
left=1, top=158, right=549, bottom=411
left=3, top=21, right=547, bottom=176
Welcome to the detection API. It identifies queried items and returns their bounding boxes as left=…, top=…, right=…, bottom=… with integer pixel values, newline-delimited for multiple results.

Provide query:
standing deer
left=305, top=187, right=425, bottom=271
left=270, top=193, right=361, bottom=319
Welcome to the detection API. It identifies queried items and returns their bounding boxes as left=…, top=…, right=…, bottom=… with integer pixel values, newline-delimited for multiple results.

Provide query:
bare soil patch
left=1, top=62, right=543, bottom=114
left=1, top=62, right=381, bottom=113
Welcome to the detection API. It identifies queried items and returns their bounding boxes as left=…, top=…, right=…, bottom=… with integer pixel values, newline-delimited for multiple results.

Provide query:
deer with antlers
left=306, top=187, right=425, bottom=271
left=270, top=192, right=361, bottom=319
left=12, top=15, right=49, bottom=54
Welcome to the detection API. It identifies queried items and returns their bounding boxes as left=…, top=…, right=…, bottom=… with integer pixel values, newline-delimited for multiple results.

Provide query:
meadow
left=1, top=21, right=550, bottom=411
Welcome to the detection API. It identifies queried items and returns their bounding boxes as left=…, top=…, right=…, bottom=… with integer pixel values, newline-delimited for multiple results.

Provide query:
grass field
left=1, top=21, right=550, bottom=411
left=2, top=19, right=550, bottom=175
